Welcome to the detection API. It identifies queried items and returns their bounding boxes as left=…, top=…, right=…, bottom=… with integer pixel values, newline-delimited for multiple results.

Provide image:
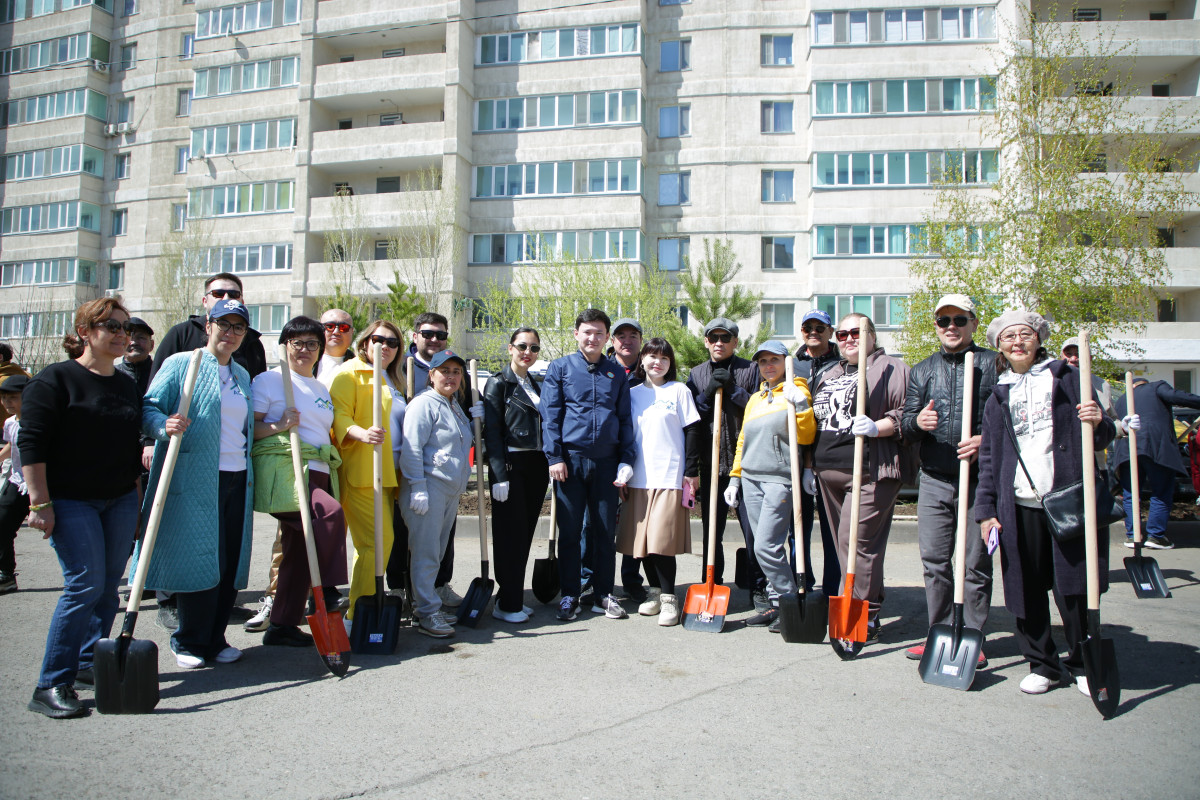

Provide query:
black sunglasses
left=936, top=315, right=972, bottom=329
left=94, top=319, right=134, bottom=335
left=323, top=322, right=351, bottom=333
left=512, top=343, right=541, bottom=353
left=418, top=329, right=449, bottom=341
left=706, top=333, right=733, bottom=344
left=835, top=328, right=861, bottom=342
left=207, top=288, right=242, bottom=300
left=369, top=334, right=401, bottom=349
left=802, top=323, right=828, bottom=334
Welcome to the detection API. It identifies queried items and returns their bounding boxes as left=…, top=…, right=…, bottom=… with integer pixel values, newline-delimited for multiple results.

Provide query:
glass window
left=659, top=172, right=690, bottom=205
left=762, top=101, right=794, bottom=133
left=660, top=40, right=689, bottom=72
left=762, top=35, right=793, bottom=66
left=659, top=104, right=690, bottom=137
left=762, top=303, right=795, bottom=337
left=762, top=237, right=795, bottom=269
left=814, top=12, right=834, bottom=44
left=657, top=237, right=689, bottom=271
left=762, top=170, right=794, bottom=202
left=114, top=152, right=130, bottom=179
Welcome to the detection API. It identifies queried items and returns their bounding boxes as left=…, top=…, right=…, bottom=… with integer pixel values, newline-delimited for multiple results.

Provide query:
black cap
left=0, top=374, right=29, bottom=394
left=128, top=316, right=154, bottom=335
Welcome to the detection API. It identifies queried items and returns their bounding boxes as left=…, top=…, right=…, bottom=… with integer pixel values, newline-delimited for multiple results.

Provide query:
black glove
left=705, top=367, right=733, bottom=399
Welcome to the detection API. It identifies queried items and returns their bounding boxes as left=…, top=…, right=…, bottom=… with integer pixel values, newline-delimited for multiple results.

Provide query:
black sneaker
left=622, top=585, right=649, bottom=604
left=0, top=571, right=16, bottom=594
left=557, top=595, right=579, bottom=621
left=263, top=624, right=315, bottom=647
left=1144, top=535, right=1174, bottom=550
left=768, top=616, right=782, bottom=634
left=746, top=607, right=778, bottom=627
left=156, top=604, right=180, bottom=632
left=751, top=589, right=770, bottom=612
left=28, top=685, right=85, bottom=719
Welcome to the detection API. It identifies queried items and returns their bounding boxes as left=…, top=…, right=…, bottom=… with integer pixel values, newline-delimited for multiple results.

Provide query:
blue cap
left=429, top=350, right=466, bottom=370
left=209, top=298, right=250, bottom=322
left=752, top=340, right=789, bottom=360
left=802, top=309, right=832, bottom=326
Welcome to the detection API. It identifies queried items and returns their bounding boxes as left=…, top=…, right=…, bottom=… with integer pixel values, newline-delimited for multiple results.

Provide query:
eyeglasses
left=212, top=318, right=248, bottom=336
left=288, top=339, right=321, bottom=352
left=418, top=329, right=449, bottom=341
left=999, top=330, right=1038, bottom=344
left=207, top=288, right=242, bottom=301
left=512, top=343, right=541, bottom=353
left=323, top=322, right=351, bottom=333
left=936, top=315, right=972, bottom=329
left=369, top=334, right=401, bottom=349
left=706, top=333, right=733, bottom=344
left=802, top=323, right=828, bottom=335
left=93, top=319, right=134, bottom=335
left=835, top=328, right=862, bottom=342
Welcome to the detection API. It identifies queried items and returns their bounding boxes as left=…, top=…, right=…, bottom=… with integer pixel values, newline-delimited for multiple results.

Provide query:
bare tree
left=386, top=167, right=462, bottom=317
left=154, top=215, right=212, bottom=333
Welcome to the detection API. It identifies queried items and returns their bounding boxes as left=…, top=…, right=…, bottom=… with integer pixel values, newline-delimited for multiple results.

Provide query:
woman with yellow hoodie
left=725, top=340, right=816, bottom=631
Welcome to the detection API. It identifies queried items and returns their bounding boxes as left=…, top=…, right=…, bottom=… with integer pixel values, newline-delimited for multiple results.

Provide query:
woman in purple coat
left=975, top=311, right=1116, bottom=697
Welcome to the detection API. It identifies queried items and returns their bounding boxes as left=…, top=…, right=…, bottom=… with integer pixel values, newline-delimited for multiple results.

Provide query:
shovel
left=457, top=359, right=495, bottom=627
left=351, top=342, right=402, bottom=654
left=280, top=351, right=351, bottom=676
left=683, top=388, right=731, bottom=631
left=919, top=351, right=984, bottom=689
left=778, top=359, right=826, bottom=644
left=96, top=349, right=204, bottom=714
left=532, top=490, right=559, bottom=604
left=1121, top=372, right=1170, bottom=599
left=829, top=342, right=871, bottom=660
left=1078, top=331, right=1120, bottom=718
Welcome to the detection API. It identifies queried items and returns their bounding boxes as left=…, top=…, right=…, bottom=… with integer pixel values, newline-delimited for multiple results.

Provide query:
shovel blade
left=307, top=609, right=350, bottom=677
left=94, top=636, right=159, bottom=715
left=733, top=548, right=749, bottom=590
left=456, top=577, right=495, bottom=628
left=350, top=594, right=402, bottom=655
left=681, top=582, right=730, bottom=632
left=1123, top=554, right=1171, bottom=599
left=778, top=591, right=827, bottom=644
left=532, top=557, right=559, bottom=604
left=1082, top=622, right=1120, bottom=719
left=827, top=595, right=869, bottom=643
left=918, top=623, right=984, bottom=691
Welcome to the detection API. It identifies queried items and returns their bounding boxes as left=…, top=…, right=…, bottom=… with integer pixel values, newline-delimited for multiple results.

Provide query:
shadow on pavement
left=1108, top=623, right=1200, bottom=715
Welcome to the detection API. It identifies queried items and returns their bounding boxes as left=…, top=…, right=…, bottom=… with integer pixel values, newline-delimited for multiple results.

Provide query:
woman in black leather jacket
left=482, top=327, right=549, bottom=623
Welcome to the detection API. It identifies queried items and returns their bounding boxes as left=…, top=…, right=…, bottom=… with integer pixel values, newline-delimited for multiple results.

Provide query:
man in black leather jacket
left=900, top=294, right=997, bottom=662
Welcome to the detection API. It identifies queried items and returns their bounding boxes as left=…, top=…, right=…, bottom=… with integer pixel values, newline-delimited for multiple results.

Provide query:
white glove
left=491, top=482, right=510, bottom=503
left=781, top=381, right=808, bottom=409
left=802, top=468, right=817, bottom=496
left=469, top=400, right=484, bottom=419
left=723, top=483, right=740, bottom=509
left=615, top=463, right=634, bottom=486
left=410, top=491, right=429, bottom=515
left=851, top=415, right=879, bottom=438
left=1121, top=413, right=1141, bottom=433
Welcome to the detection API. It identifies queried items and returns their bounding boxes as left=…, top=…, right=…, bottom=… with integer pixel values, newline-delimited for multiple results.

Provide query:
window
left=1159, top=298, right=1177, bottom=322
left=1174, top=369, right=1192, bottom=393
left=659, top=172, right=690, bottom=205
left=660, top=0, right=689, bottom=5
left=172, top=203, right=186, bottom=231
left=196, top=0, right=301, bottom=38
left=658, top=104, right=690, bottom=137
left=657, top=237, right=689, bottom=271
left=761, top=303, right=795, bottom=337
left=247, top=304, right=288, bottom=334
left=0, top=259, right=96, bottom=287
left=761, top=170, right=794, bottom=202
left=1156, top=228, right=1175, bottom=247
left=815, top=295, right=909, bottom=328
left=761, top=35, right=793, bottom=66
left=338, top=119, right=352, bottom=130
left=761, top=101, right=793, bottom=133
left=111, top=209, right=127, bottom=236
left=116, top=98, right=133, bottom=124
left=1082, top=154, right=1107, bottom=173
left=3, top=144, right=104, bottom=181
left=188, top=243, right=292, bottom=273
left=114, top=152, right=130, bottom=179
left=814, top=224, right=929, bottom=256
left=187, top=180, right=295, bottom=218
left=815, top=149, right=997, bottom=186
left=376, top=177, right=399, bottom=193
left=192, top=57, right=300, bottom=98
left=762, top=237, right=795, bottom=269
left=660, top=40, right=690, bottom=72
left=191, top=118, right=295, bottom=156
left=176, top=89, right=191, bottom=117
left=1073, top=8, right=1101, bottom=21
left=473, top=159, right=639, bottom=198
left=174, top=146, right=189, bottom=173
left=0, top=88, right=109, bottom=128
left=380, top=113, right=401, bottom=126
left=475, top=91, right=638, bottom=132
left=813, top=6, right=994, bottom=46
left=471, top=230, right=641, bottom=264
left=1, top=201, right=102, bottom=234
left=814, top=77, right=994, bottom=116
left=478, top=24, right=641, bottom=65
left=119, top=43, right=137, bottom=70
left=123, top=0, right=136, bottom=15
left=1152, top=84, right=1170, bottom=98
left=374, top=240, right=390, bottom=260
left=107, top=262, right=124, bottom=291
left=383, top=48, right=405, bottom=58
left=0, top=32, right=106, bottom=76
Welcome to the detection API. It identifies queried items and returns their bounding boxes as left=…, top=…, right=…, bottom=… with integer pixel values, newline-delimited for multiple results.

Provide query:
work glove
left=410, top=491, right=429, bottom=515
left=802, top=468, right=817, bottom=496
left=781, top=381, right=808, bottom=409
left=851, top=415, right=879, bottom=438
left=705, top=367, right=733, bottom=399
left=469, top=400, right=484, bottom=419
left=1120, top=413, right=1141, bottom=433
left=723, top=480, right=740, bottom=509
left=491, top=482, right=510, bottom=503
left=615, top=463, right=634, bottom=486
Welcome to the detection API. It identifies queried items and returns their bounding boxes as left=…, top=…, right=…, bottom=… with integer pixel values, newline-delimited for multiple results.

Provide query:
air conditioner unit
left=116, top=122, right=133, bottom=134
left=104, top=123, right=119, bottom=136
left=92, top=59, right=109, bottom=73
left=104, top=289, right=120, bottom=298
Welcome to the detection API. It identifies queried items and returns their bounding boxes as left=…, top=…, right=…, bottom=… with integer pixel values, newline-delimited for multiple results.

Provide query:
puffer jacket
left=483, top=365, right=543, bottom=484
left=901, top=341, right=998, bottom=481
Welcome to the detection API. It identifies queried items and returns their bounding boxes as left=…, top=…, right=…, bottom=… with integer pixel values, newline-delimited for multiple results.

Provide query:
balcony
left=311, top=0, right=447, bottom=39
left=305, top=258, right=430, bottom=298
left=307, top=190, right=440, bottom=233
left=1039, top=20, right=1200, bottom=73
left=310, top=123, right=443, bottom=172
left=312, top=55, right=445, bottom=111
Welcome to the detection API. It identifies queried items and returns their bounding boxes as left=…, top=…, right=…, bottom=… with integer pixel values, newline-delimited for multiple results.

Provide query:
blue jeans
left=38, top=489, right=139, bottom=689
left=1120, top=457, right=1176, bottom=539
left=555, top=453, right=618, bottom=599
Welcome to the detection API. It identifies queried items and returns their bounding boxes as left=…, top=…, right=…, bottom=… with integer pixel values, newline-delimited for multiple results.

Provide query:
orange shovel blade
left=307, top=595, right=351, bottom=677
left=827, top=573, right=869, bottom=643
left=682, top=569, right=731, bottom=632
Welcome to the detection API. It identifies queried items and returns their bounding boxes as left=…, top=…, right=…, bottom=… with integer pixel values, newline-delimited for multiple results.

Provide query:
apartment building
left=0, top=0, right=1196, bottom=384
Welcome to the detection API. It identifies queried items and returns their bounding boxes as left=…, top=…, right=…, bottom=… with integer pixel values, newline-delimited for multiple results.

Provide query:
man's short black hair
left=0, top=342, right=12, bottom=362
left=204, top=272, right=244, bottom=291
left=413, top=312, right=448, bottom=331
left=575, top=308, right=611, bottom=332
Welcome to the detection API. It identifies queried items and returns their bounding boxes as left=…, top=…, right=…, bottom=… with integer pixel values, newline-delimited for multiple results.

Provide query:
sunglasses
left=802, top=323, right=828, bottom=334
left=207, top=288, right=242, bottom=300
left=418, top=329, right=449, bottom=341
left=93, top=319, right=134, bottom=335
left=835, top=328, right=862, bottom=342
left=323, top=322, right=351, bottom=333
left=936, top=315, right=972, bottom=329
left=706, top=333, right=733, bottom=344
left=369, top=334, right=401, bottom=349
left=287, top=339, right=321, bottom=352
left=512, top=343, right=541, bottom=353
left=212, top=318, right=248, bottom=336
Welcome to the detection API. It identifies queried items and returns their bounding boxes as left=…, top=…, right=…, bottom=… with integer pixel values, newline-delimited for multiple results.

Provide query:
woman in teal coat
left=136, top=299, right=255, bottom=669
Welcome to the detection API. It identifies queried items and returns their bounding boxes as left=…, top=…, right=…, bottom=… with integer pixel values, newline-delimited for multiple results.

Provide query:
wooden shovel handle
left=1125, top=372, right=1143, bottom=545
left=1078, top=331, right=1100, bottom=611
left=372, top=342, right=384, bottom=576
left=548, top=487, right=557, bottom=547
left=281, top=349, right=324, bottom=592
left=952, top=351, right=975, bottom=606
left=784, top=359, right=807, bottom=577
left=471, top=360, right=489, bottom=563
left=705, top=388, right=724, bottom=573
left=845, top=341, right=868, bottom=577
left=406, top=356, right=415, bottom=400
left=126, top=348, right=204, bottom=613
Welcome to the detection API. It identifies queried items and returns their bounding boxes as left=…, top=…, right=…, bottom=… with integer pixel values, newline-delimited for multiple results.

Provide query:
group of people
left=7, top=274, right=1194, bottom=720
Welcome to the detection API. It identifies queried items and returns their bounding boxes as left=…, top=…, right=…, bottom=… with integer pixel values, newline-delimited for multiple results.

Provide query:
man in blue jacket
left=542, top=309, right=636, bottom=621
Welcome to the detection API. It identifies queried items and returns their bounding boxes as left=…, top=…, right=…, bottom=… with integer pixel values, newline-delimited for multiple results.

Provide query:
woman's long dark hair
left=279, top=315, right=326, bottom=363
left=633, top=337, right=677, bottom=383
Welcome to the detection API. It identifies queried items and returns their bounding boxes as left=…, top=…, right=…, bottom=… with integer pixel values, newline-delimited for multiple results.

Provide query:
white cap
left=934, top=294, right=976, bottom=315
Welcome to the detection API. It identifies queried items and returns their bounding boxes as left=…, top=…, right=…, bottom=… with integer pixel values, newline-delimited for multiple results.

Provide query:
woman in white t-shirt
left=250, top=316, right=348, bottom=647
left=615, top=338, right=701, bottom=626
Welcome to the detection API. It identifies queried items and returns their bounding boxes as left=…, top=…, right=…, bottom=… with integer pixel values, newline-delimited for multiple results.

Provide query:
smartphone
left=682, top=482, right=695, bottom=509
left=987, top=526, right=1000, bottom=555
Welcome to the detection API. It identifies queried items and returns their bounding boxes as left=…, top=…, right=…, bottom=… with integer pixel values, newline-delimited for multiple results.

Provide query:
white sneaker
left=658, top=594, right=680, bottom=627
left=243, top=596, right=273, bottom=632
left=174, top=650, right=205, bottom=670
left=436, top=585, right=464, bottom=608
left=492, top=606, right=530, bottom=624
left=214, top=646, right=242, bottom=664
left=418, top=611, right=455, bottom=638
left=1020, top=673, right=1054, bottom=694
left=592, top=594, right=628, bottom=619
left=638, top=588, right=662, bottom=616
left=1076, top=675, right=1090, bottom=696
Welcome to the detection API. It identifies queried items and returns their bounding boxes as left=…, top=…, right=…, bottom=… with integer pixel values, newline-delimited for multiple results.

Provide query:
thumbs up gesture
left=917, top=399, right=938, bottom=431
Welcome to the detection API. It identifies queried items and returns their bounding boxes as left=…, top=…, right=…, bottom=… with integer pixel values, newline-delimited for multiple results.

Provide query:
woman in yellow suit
left=329, top=321, right=404, bottom=622
left=724, top=340, right=816, bottom=632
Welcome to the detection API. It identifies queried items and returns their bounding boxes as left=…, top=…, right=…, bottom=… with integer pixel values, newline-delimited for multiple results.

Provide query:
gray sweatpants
left=400, top=477, right=459, bottom=620
left=916, top=471, right=992, bottom=630
left=742, top=477, right=796, bottom=602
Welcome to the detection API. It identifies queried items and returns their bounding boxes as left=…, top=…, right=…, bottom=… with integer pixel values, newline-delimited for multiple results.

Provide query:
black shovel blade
left=778, top=591, right=827, bottom=644
left=350, top=594, right=402, bottom=655
left=95, top=634, right=159, bottom=715
left=830, top=637, right=864, bottom=660
left=532, top=556, right=559, bottom=604
left=734, top=548, right=749, bottom=590
left=918, top=617, right=983, bottom=691
left=1082, top=611, right=1120, bottom=719
left=1124, top=552, right=1171, bottom=599
left=456, top=576, right=495, bottom=628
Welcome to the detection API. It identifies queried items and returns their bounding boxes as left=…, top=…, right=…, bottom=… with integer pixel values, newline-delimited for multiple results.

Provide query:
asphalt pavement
left=1, top=514, right=1198, bottom=800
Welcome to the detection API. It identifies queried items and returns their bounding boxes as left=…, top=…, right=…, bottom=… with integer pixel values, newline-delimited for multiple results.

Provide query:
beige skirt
left=616, top=487, right=692, bottom=557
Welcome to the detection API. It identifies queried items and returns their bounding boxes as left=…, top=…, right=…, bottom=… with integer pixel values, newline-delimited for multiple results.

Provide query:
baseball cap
left=752, top=340, right=789, bottom=360
left=209, top=298, right=250, bottom=322
left=801, top=310, right=832, bottom=326
left=611, top=318, right=642, bottom=336
left=429, top=350, right=466, bottom=370
left=934, top=294, right=976, bottom=315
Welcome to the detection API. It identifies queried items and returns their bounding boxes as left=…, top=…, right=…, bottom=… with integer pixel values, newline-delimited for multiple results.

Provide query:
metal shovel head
left=734, top=547, right=749, bottom=590
left=918, top=622, right=983, bottom=691
left=307, top=608, right=351, bottom=677
left=778, top=591, right=827, bottom=644
left=827, top=593, right=869, bottom=660
left=1082, top=612, right=1120, bottom=719
left=350, top=593, right=402, bottom=655
left=1123, top=552, right=1171, bottom=599
left=682, top=581, right=730, bottom=632
left=94, top=633, right=159, bottom=715
left=456, top=576, right=495, bottom=628
left=532, top=555, right=559, bottom=604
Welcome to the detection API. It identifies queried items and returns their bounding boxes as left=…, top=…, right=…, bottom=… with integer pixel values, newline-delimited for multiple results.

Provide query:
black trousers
left=1014, top=504, right=1087, bottom=679
left=0, top=479, right=29, bottom=574
left=490, top=450, right=549, bottom=612
left=699, top=470, right=759, bottom=589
